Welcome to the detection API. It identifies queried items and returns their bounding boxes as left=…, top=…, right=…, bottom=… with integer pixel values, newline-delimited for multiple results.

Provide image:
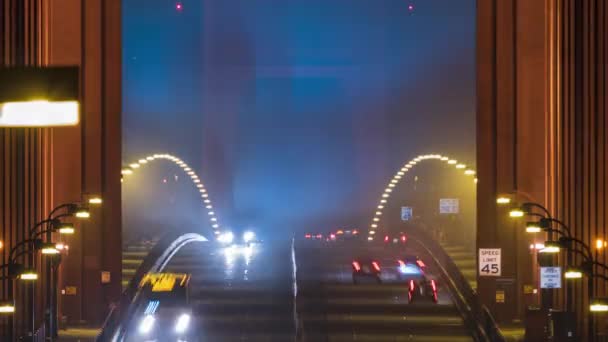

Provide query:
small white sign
left=439, top=198, right=459, bottom=214
left=479, top=248, right=501, bottom=276
left=540, top=267, right=562, bottom=289
left=401, top=207, right=413, bottom=221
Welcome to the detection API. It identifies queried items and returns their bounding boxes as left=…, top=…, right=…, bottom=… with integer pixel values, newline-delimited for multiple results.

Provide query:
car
left=304, top=232, right=324, bottom=241
left=127, top=273, right=194, bottom=341
left=218, top=230, right=260, bottom=247
left=396, top=257, right=437, bottom=303
left=352, top=258, right=382, bottom=284
left=382, top=232, right=408, bottom=245
left=335, top=229, right=360, bottom=241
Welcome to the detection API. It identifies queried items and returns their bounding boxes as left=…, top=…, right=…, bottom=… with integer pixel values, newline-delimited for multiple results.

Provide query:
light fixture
left=448, top=160, right=457, bottom=164
left=74, top=207, right=90, bottom=218
left=590, top=298, right=608, bottom=312
left=464, top=169, right=476, bottom=175
left=88, top=196, right=103, bottom=205
left=596, top=239, right=607, bottom=250
left=540, top=241, right=561, bottom=253
left=369, top=231, right=376, bottom=235
left=58, top=223, right=75, bottom=235
left=456, top=164, right=466, bottom=169
left=0, top=301, right=15, bottom=314
left=525, top=222, right=542, bottom=233
left=41, top=246, right=60, bottom=255
left=129, top=163, right=140, bottom=169
left=19, top=269, right=38, bottom=281
left=0, top=100, right=79, bottom=127
left=496, top=197, right=511, bottom=205
left=564, top=267, right=583, bottom=279
left=509, top=208, right=525, bottom=218
left=121, top=168, right=133, bottom=175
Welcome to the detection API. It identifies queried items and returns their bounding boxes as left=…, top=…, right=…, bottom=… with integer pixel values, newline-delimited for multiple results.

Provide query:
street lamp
left=0, top=67, right=80, bottom=127
left=590, top=298, right=608, bottom=312
left=19, top=271, right=38, bottom=281
left=540, top=241, right=561, bottom=253
left=58, top=223, right=75, bottom=235
left=564, top=267, right=584, bottom=279
left=0, top=301, right=15, bottom=314
left=525, top=222, right=542, bottom=233
left=88, top=196, right=103, bottom=205
left=509, top=208, right=525, bottom=218
left=496, top=196, right=512, bottom=204
left=40, top=243, right=60, bottom=255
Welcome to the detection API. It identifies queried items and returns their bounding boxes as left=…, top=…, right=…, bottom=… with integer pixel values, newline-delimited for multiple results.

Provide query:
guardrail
left=96, top=230, right=207, bottom=342
left=406, top=226, right=504, bottom=342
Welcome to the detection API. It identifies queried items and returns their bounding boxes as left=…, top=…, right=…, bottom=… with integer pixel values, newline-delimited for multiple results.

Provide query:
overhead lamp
left=540, top=241, right=561, bottom=253
left=58, top=222, right=75, bottom=235
left=456, top=164, right=466, bottom=169
left=19, top=269, right=38, bottom=281
left=596, top=239, right=607, bottom=250
left=525, top=222, right=542, bottom=233
left=464, top=169, right=476, bottom=176
left=509, top=207, right=525, bottom=218
left=129, top=163, right=140, bottom=169
left=88, top=196, right=103, bottom=205
left=496, top=196, right=511, bottom=205
left=0, top=301, right=15, bottom=314
left=41, top=243, right=60, bottom=255
left=448, top=160, right=457, bottom=164
left=74, top=207, right=90, bottom=218
left=564, top=267, right=583, bottom=279
left=121, top=168, right=133, bottom=175
left=590, top=298, right=608, bottom=312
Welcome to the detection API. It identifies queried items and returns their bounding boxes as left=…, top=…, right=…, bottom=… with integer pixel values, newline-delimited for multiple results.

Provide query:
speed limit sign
left=479, top=248, right=501, bottom=276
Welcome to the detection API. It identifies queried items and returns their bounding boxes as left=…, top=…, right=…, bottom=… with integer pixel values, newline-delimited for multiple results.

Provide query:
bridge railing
left=406, top=225, right=504, bottom=342
left=96, top=230, right=207, bottom=342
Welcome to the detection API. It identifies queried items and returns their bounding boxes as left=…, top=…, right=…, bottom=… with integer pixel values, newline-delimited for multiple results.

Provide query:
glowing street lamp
left=564, top=267, right=584, bottom=279
left=88, top=196, right=103, bottom=205
left=19, top=269, right=39, bottom=281
left=525, top=222, right=542, bottom=233
left=590, top=298, right=608, bottom=312
left=74, top=207, right=90, bottom=218
left=121, top=167, right=133, bottom=175
left=596, top=239, right=607, bottom=250
left=40, top=242, right=60, bottom=255
left=0, top=67, right=80, bottom=127
left=58, top=222, right=75, bottom=235
left=540, top=241, right=561, bottom=253
left=496, top=196, right=512, bottom=205
left=509, top=208, right=525, bottom=218
left=0, top=301, right=15, bottom=314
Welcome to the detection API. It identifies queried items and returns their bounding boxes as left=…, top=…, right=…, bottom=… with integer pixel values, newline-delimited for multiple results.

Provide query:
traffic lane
left=296, top=242, right=473, bottom=341
left=162, top=241, right=296, bottom=341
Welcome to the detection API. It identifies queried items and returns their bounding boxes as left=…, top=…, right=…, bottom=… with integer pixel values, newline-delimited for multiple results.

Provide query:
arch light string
left=121, top=153, right=222, bottom=236
left=368, top=154, right=477, bottom=241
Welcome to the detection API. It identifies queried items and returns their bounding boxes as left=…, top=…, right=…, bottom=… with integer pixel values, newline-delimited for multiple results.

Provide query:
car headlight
left=217, top=232, right=234, bottom=244
left=243, top=231, right=255, bottom=243
left=175, top=313, right=191, bottom=334
left=138, top=314, right=155, bottom=335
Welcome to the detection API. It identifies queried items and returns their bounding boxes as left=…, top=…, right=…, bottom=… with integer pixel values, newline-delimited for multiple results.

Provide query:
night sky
left=122, top=0, right=476, bottom=236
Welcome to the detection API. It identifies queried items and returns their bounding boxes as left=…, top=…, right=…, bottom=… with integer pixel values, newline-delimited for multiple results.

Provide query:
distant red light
left=384, top=235, right=389, bottom=242
left=408, top=4, right=414, bottom=11
left=330, top=234, right=336, bottom=240
left=176, top=2, right=183, bottom=11
left=305, top=234, right=311, bottom=239
left=431, top=279, right=437, bottom=292
left=372, top=261, right=380, bottom=271
left=401, top=235, right=407, bottom=243
left=352, top=261, right=361, bottom=271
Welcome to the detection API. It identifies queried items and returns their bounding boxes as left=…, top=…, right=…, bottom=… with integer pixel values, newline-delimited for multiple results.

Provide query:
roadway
left=122, top=236, right=473, bottom=341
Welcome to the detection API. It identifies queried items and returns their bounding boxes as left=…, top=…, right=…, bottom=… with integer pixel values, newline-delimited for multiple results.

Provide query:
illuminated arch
left=368, top=154, right=477, bottom=240
left=121, top=153, right=222, bottom=236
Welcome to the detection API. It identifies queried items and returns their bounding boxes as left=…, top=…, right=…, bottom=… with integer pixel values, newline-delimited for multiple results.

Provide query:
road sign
left=479, top=248, right=501, bottom=276
left=540, top=267, right=562, bottom=289
left=401, top=207, right=413, bottom=221
left=439, top=198, right=459, bottom=214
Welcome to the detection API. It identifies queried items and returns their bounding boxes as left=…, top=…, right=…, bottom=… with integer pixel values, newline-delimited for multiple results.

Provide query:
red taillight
left=372, top=261, right=380, bottom=271
left=401, top=235, right=407, bottom=243
left=398, top=260, right=405, bottom=267
left=416, top=260, right=426, bottom=268
left=409, top=279, right=415, bottom=292
left=353, top=230, right=359, bottom=235
left=330, top=234, right=336, bottom=240
left=352, top=261, right=361, bottom=271
left=305, top=234, right=311, bottom=239
left=384, top=235, right=389, bottom=242
left=431, top=279, right=437, bottom=292
left=316, top=234, right=322, bottom=239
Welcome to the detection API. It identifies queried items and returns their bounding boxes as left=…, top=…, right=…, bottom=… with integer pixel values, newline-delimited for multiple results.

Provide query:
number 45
left=481, top=264, right=499, bottom=274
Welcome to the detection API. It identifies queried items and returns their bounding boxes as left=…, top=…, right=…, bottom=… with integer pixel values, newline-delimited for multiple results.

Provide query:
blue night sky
left=122, top=0, right=476, bottom=235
